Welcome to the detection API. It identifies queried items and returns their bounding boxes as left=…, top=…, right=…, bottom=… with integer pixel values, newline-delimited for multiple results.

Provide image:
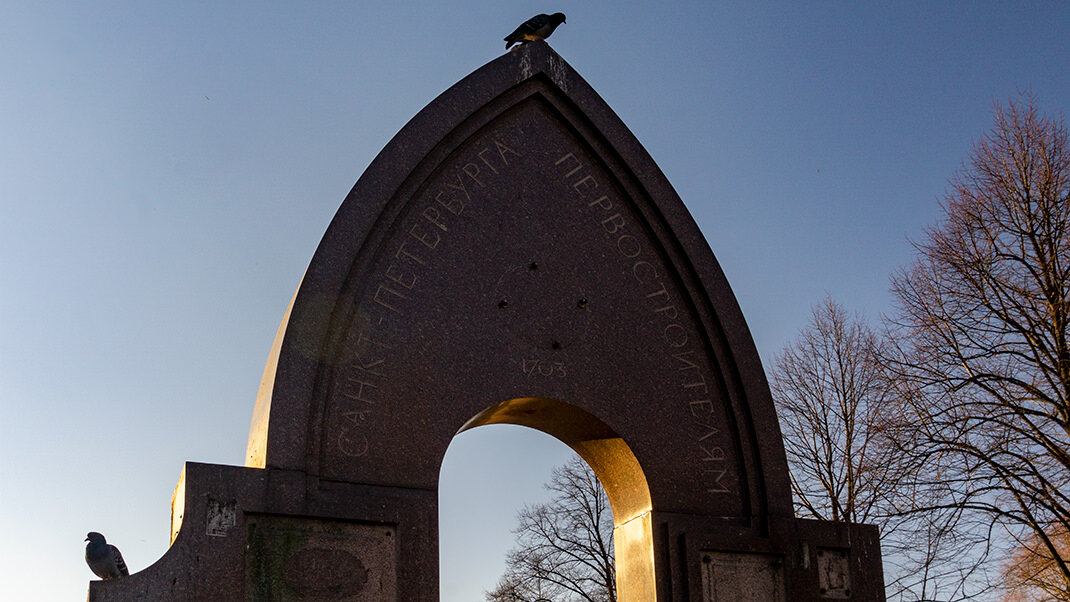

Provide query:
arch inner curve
left=458, top=396, right=655, bottom=601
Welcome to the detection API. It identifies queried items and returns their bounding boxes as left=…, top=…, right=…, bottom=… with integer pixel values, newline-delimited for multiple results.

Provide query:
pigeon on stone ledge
left=85, top=532, right=129, bottom=580
left=505, top=13, right=566, bottom=49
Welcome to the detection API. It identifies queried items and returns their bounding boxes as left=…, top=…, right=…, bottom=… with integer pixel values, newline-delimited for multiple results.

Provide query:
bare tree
left=771, top=298, right=982, bottom=600
left=886, top=92, right=1070, bottom=599
left=1002, top=525, right=1070, bottom=601
left=771, top=298, right=901, bottom=525
left=485, top=457, right=616, bottom=602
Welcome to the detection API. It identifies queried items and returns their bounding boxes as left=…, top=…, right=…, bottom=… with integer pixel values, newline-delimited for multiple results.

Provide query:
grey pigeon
left=505, top=12, right=566, bottom=49
left=85, top=532, right=129, bottom=580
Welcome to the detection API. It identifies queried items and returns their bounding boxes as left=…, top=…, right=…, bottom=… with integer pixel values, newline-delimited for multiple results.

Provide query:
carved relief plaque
left=245, top=516, right=397, bottom=601
left=817, top=547, right=852, bottom=598
left=206, top=498, right=237, bottom=537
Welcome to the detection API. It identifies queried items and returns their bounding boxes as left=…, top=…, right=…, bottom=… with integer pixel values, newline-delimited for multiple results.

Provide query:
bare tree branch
left=886, top=92, right=1070, bottom=600
left=486, top=458, right=616, bottom=602
left=771, top=297, right=988, bottom=600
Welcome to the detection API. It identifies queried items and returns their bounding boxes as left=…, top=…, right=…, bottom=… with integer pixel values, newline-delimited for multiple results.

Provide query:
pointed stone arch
left=89, top=43, right=884, bottom=602
left=246, top=41, right=788, bottom=524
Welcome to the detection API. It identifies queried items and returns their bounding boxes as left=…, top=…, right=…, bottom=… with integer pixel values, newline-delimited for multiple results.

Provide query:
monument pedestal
left=90, top=463, right=436, bottom=601
left=89, top=464, right=882, bottom=601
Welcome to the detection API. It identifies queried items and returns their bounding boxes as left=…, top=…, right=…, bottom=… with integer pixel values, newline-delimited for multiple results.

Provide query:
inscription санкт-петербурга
left=333, top=137, right=523, bottom=458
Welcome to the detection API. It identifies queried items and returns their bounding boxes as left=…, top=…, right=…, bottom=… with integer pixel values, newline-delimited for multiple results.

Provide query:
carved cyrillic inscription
left=336, top=327, right=391, bottom=458
left=323, top=114, right=734, bottom=500
left=555, top=152, right=731, bottom=495
left=371, top=139, right=521, bottom=315
left=331, top=137, right=522, bottom=459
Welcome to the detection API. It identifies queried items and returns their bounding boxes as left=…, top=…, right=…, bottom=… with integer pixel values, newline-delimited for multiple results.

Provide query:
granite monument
left=88, top=42, right=885, bottom=601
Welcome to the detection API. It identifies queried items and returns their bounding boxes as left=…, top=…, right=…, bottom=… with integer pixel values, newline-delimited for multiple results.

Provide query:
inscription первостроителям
left=554, top=152, right=730, bottom=495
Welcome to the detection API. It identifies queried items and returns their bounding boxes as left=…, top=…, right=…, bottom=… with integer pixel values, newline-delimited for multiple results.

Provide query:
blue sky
left=1, top=2, right=1067, bottom=600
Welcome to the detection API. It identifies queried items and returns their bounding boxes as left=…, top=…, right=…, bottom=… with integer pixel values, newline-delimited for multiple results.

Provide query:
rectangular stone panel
left=700, top=551, right=786, bottom=602
left=816, top=547, right=851, bottom=598
left=245, top=515, right=397, bottom=601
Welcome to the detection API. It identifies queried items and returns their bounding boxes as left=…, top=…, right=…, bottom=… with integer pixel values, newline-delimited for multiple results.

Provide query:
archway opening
left=440, top=397, right=656, bottom=602
left=439, top=424, right=582, bottom=600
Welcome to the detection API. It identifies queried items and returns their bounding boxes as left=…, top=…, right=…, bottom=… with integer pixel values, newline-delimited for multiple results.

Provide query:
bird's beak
left=84, top=537, right=89, bottom=542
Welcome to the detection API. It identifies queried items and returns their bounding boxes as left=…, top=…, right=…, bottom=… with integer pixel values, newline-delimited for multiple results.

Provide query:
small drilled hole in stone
left=498, top=299, right=508, bottom=309
left=528, top=262, right=539, bottom=271
left=577, top=298, right=588, bottom=309
left=551, top=340, right=562, bottom=350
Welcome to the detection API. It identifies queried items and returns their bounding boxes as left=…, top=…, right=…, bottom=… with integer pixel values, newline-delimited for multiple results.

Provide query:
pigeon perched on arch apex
left=505, top=12, right=567, bottom=49
left=85, top=532, right=129, bottom=580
